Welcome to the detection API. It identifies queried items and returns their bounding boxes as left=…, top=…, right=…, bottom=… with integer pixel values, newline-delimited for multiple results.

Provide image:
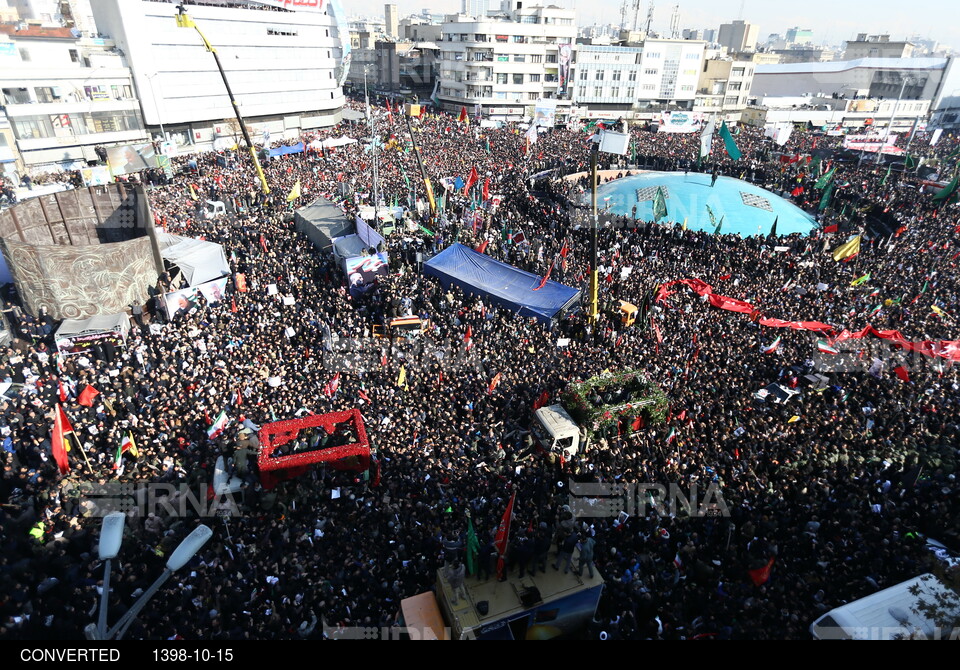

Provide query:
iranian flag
left=207, top=410, right=229, bottom=440
left=114, top=432, right=138, bottom=473
left=761, top=336, right=782, bottom=354
left=817, top=340, right=840, bottom=355
left=666, top=427, right=677, bottom=445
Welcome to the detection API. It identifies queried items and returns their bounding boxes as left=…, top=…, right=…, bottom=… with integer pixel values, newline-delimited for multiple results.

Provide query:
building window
left=626, top=88, right=634, bottom=98
left=597, top=71, right=604, bottom=80
left=3, top=87, right=29, bottom=104
left=497, top=73, right=508, bottom=84
left=611, top=87, right=620, bottom=97
left=578, top=86, right=586, bottom=97
left=530, top=54, right=542, bottom=63
left=528, top=92, right=538, bottom=100
left=513, top=74, right=524, bottom=84
left=681, top=85, right=694, bottom=91
left=642, top=84, right=655, bottom=90
left=529, top=73, right=541, bottom=82
left=546, top=54, right=558, bottom=63
left=13, top=115, right=54, bottom=139
left=724, top=95, right=739, bottom=105
left=732, top=67, right=745, bottom=77
left=267, top=28, right=298, bottom=36
left=35, top=86, right=58, bottom=103
left=513, top=54, right=525, bottom=62
left=69, top=49, right=80, bottom=63
left=580, top=70, right=587, bottom=80
left=594, top=86, right=602, bottom=96
left=685, top=52, right=700, bottom=59
left=644, top=69, right=658, bottom=75
left=612, top=71, right=621, bottom=81
left=628, top=71, right=637, bottom=81
left=727, top=81, right=742, bottom=91
left=646, top=52, right=660, bottom=59
left=19, top=48, right=30, bottom=62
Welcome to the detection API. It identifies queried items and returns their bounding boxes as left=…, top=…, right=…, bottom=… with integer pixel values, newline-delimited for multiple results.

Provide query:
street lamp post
left=876, top=76, right=914, bottom=165
left=86, top=524, right=213, bottom=640
left=143, top=72, right=167, bottom=143
left=96, top=512, right=125, bottom=639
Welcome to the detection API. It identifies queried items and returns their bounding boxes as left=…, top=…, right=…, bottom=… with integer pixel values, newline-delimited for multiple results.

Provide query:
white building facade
left=91, top=0, right=345, bottom=152
left=571, top=40, right=706, bottom=117
left=0, top=25, right=147, bottom=174
left=437, top=4, right=576, bottom=121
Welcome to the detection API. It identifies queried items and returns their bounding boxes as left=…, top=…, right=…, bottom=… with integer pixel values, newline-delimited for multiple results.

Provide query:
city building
left=91, top=0, right=345, bottom=153
left=843, top=34, right=914, bottom=60
left=693, top=55, right=756, bottom=121
left=436, top=3, right=577, bottom=122
left=384, top=3, right=398, bottom=39
left=0, top=23, right=147, bottom=175
left=572, top=39, right=706, bottom=117
left=375, top=40, right=439, bottom=99
left=769, top=47, right=835, bottom=64
left=7, top=0, right=97, bottom=36
left=717, top=20, right=759, bottom=53
left=750, top=57, right=957, bottom=132
left=461, top=0, right=490, bottom=18
left=784, top=27, right=813, bottom=46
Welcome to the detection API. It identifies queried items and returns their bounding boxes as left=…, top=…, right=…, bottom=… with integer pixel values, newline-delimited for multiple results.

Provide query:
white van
left=531, top=405, right=584, bottom=457
left=810, top=573, right=959, bottom=640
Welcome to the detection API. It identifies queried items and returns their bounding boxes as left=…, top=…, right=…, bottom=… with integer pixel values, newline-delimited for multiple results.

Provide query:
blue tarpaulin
left=423, top=244, right=581, bottom=325
left=269, top=142, right=305, bottom=157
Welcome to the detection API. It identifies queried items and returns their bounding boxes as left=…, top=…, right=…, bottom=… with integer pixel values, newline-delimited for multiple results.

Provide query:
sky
left=347, top=0, right=960, bottom=52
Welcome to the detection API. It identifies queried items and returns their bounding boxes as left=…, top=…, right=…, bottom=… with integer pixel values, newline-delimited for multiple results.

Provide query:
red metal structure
left=256, top=409, right=372, bottom=489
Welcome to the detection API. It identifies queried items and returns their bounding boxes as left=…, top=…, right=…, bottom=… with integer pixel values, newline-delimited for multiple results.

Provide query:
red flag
left=791, top=186, right=804, bottom=197
left=77, top=385, right=99, bottom=407
left=259, top=234, right=268, bottom=254
left=495, top=491, right=517, bottom=581
left=533, top=257, right=555, bottom=291
left=718, top=273, right=732, bottom=281
left=651, top=318, right=663, bottom=343
left=358, top=389, right=371, bottom=403
left=51, top=404, right=71, bottom=475
left=231, top=297, right=238, bottom=313
left=488, top=372, right=502, bottom=394
left=458, top=106, right=468, bottom=123
left=324, top=372, right=341, bottom=397
left=823, top=224, right=839, bottom=233
left=464, top=325, right=472, bottom=343
left=533, top=391, right=550, bottom=410
left=419, top=104, right=426, bottom=118
left=559, top=241, right=570, bottom=258
left=482, top=177, right=490, bottom=201
left=893, top=366, right=910, bottom=383
left=476, top=239, right=490, bottom=254
left=58, top=381, right=67, bottom=403
left=465, top=166, right=479, bottom=192
left=748, top=557, right=775, bottom=586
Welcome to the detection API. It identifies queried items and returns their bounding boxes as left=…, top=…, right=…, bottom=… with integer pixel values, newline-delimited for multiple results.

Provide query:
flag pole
left=73, top=433, right=95, bottom=474
left=589, top=136, right=600, bottom=323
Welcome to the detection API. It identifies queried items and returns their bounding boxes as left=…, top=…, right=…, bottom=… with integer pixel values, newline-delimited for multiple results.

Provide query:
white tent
left=156, top=231, right=230, bottom=287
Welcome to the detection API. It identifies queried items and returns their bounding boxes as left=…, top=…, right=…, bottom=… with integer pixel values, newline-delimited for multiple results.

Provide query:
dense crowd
left=1, top=97, right=958, bottom=640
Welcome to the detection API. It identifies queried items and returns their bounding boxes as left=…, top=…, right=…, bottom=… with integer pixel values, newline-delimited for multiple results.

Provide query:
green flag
left=705, top=204, right=717, bottom=227
left=419, top=224, right=435, bottom=236
left=485, top=138, right=490, bottom=154
left=719, top=121, right=741, bottom=161
left=881, top=165, right=891, bottom=185
left=819, top=182, right=835, bottom=212
left=904, top=153, right=915, bottom=170
left=769, top=216, right=778, bottom=238
left=466, top=516, right=480, bottom=575
left=815, top=167, right=836, bottom=190
left=932, top=172, right=959, bottom=203
left=714, top=215, right=724, bottom=236
left=653, top=186, right=668, bottom=222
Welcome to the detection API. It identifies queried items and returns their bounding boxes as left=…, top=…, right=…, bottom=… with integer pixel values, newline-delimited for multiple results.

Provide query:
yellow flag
left=932, top=305, right=947, bottom=317
left=397, top=365, right=407, bottom=388
left=788, top=415, right=800, bottom=424
left=286, top=180, right=301, bottom=202
left=682, top=218, right=687, bottom=231
left=831, top=235, right=861, bottom=262
left=189, top=184, right=198, bottom=200
left=128, top=432, right=139, bottom=458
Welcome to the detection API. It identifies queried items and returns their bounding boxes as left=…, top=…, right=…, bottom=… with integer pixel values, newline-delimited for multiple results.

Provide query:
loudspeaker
left=477, top=601, right=489, bottom=616
left=518, top=587, right=541, bottom=607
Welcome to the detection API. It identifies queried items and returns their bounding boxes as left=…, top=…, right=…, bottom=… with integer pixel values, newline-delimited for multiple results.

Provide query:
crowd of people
left=1, top=96, right=958, bottom=640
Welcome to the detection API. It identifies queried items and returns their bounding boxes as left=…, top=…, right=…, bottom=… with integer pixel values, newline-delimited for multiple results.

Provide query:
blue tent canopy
left=423, top=244, right=581, bottom=325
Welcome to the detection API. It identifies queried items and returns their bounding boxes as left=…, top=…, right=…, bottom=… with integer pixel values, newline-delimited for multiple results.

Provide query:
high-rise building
left=384, top=4, right=399, bottom=39
left=461, top=0, right=490, bottom=18
left=785, top=27, right=813, bottom=45
left=718, top=20, right=759, bottom=53
left=843, top=34, right=914, bottom=60
left=437, top=4, right=577, bottom=121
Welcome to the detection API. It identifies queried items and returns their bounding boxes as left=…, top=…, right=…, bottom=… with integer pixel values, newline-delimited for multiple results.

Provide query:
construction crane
left=670, top=4, right=680, bottom=38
